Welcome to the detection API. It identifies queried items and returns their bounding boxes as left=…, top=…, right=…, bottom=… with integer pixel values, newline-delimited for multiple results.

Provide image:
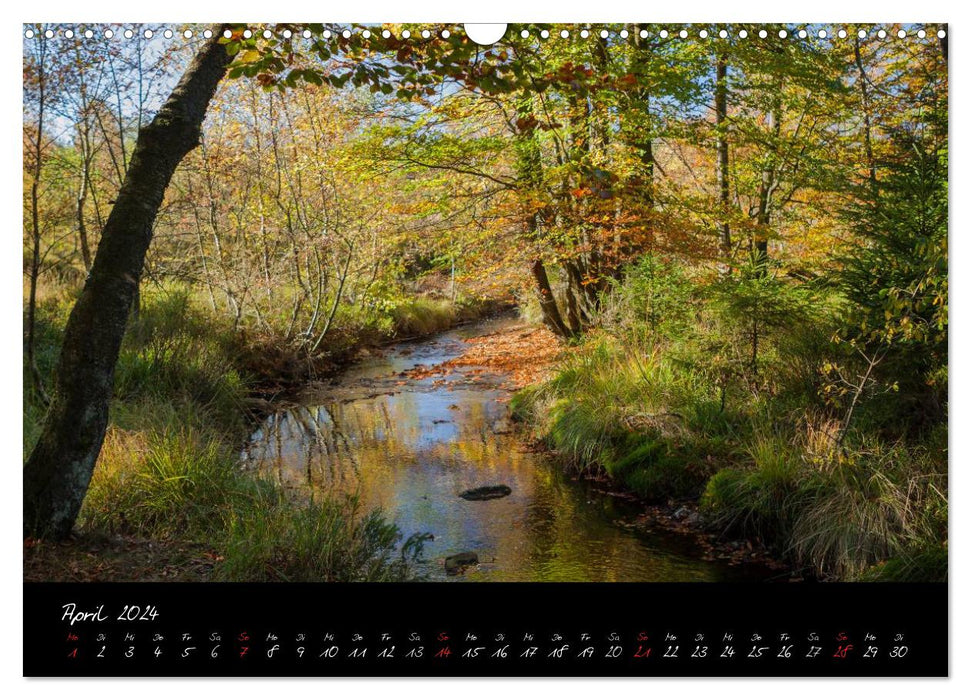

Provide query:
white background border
left=4, top=0, right=965, bottom=696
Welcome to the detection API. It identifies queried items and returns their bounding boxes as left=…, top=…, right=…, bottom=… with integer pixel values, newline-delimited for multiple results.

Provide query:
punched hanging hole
left=620, top=29, right=629, bottom=38
left=464, top=23, right=507, bottom=45
left=24, top=28, right=34, bottom=38
left=600, top=29, right=609, bottom=39
left=441, top=29, right=450, bottom=38
left=383, top=29, right=392, bottom=38
left=163, top=29, right=173, bottom=39
left=540, top=29, right=549, bottom=39
left=203, top=29, right=212, bottom=38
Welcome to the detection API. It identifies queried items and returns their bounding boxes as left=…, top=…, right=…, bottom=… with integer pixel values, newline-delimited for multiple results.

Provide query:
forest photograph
left=23, top=23, right=948, bottom=584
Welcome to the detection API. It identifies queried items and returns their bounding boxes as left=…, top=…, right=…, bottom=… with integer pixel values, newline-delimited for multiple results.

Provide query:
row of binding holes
left=522, top=28, right=946, bottom=40
left=24, top=27, right=947, bottom=41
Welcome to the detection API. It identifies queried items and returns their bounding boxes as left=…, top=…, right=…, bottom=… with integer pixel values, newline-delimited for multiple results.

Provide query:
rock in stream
left=444, top=552, right=479, bottom=575
left=459, top=484, right=512, bottom=501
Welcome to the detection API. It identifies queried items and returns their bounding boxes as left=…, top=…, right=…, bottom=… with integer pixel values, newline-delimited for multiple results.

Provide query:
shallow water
left=243, top=316, right=772, bottom=582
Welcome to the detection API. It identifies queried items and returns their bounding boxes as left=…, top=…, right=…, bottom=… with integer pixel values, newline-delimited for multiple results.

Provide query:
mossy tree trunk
left=24, top=30, right=233, bottom=539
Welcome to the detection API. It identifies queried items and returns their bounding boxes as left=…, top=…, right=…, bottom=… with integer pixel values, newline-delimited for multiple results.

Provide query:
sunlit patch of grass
left=82, top=426, right=259, bottom=540
left=390, top=297, right=462, bottom=337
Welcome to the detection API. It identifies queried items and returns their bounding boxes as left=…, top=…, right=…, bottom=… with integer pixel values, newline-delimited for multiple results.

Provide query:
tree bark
left=531, top=259, right=573, bottom=339
left=26, top=32, right=50, bottom=406
left=754, top=105, right=782, bottom=270
left=631, top=25, right=655, bottom=211
left=853, top=37, right=877, bottom=189
left=715, top=51, right=732, bottom=257
left=24, top=30, right=233, bottom=538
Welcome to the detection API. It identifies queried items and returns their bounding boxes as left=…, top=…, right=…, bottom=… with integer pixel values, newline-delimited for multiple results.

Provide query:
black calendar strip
left=24, top=582, right=947, bottom=677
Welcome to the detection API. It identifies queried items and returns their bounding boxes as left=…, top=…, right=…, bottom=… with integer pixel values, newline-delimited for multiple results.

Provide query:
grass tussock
left=216, top=496, right=427, bottom=582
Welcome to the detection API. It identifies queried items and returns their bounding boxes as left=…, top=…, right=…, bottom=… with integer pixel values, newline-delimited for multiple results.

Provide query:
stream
left=242, top=315, right=773, bottom=582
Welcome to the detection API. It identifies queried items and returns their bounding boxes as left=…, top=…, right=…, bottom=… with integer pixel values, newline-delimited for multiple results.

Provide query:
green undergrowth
left=513, top=255, right=948, bottom=582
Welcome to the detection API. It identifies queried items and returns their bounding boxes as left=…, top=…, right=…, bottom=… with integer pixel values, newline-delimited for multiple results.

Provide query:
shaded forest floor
left=24, top=534, right=219, bottom=583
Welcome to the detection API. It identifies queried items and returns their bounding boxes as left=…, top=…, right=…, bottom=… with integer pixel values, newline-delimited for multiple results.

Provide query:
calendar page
left=21, top=19, right=948, bottom=678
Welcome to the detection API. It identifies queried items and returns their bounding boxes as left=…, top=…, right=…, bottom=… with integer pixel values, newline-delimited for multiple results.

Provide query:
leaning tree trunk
left=24, top=30, right=233, bottom=538
left=531, top=259, right=573, bottom=339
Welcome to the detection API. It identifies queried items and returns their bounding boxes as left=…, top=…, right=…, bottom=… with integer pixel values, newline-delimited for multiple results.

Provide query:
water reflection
left=244, top=318, right=769, bottom=582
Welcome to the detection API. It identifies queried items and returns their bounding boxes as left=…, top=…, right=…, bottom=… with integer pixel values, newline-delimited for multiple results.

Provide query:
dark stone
left=444, top=551, right=479, bottom=575
left=459, top=485, right=512, bottom=501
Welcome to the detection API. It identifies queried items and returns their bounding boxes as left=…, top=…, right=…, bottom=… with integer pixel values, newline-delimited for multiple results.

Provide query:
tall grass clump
left=789, top=440, right=947, bottom=580
left=216, top=495, right=427, bottom=582
left=81, top=426, right=261, bottom=539
left=113, top=287, right=247, bottom=433
left=700, top=432, right=816, bottom=549
left=516, top=336, right=725, bottom=499
left=700, top=425, right=947, bottom=580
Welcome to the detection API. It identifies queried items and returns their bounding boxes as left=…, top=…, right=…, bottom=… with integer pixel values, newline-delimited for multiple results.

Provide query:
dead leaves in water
left=404, top=323, right=562, bottom=389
